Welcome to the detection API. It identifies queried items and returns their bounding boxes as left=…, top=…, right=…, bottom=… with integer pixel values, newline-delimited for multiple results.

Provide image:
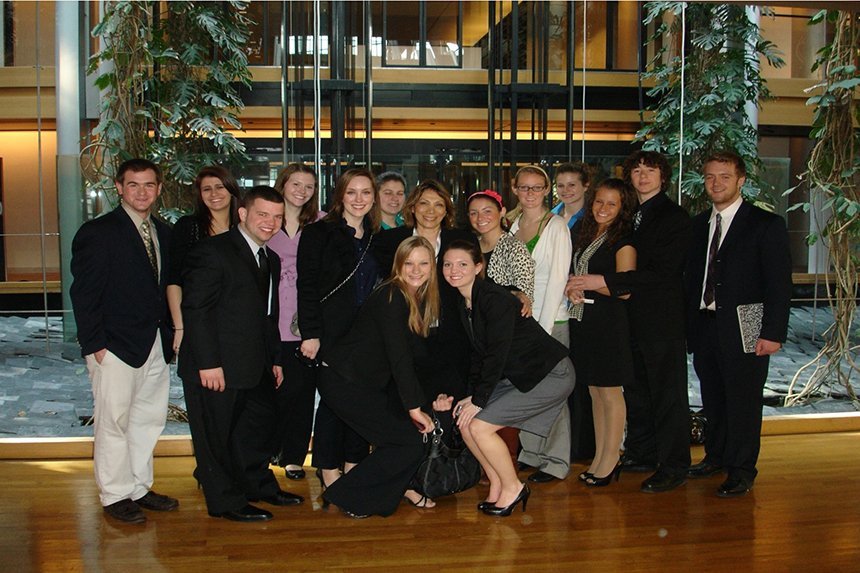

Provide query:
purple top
left=268, top=211, right=325, bottom=341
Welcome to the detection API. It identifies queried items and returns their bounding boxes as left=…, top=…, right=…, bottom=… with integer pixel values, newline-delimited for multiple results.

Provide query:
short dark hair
left=116, top=158, right=162, bottom=184
left=622, top=151, right=670, bottom=193
left=704, top=151, right=747, bottom=178
left=242, top=185, right=284, bottom=208
left=376, top=170, right=407, bottom=190
left=555, top=162, right=591, bottom=186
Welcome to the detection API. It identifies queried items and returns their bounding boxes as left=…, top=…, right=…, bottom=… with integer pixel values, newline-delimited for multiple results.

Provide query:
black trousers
left=183, top=373, right=281, bottom=514
left=568, top=320, right=595, bottom=460
left=317, top=368, right=425, bottom=517
left=692, top=314, right=770, bottom=482
left=272, top=341, right=317, bottom=467
left=311, top=374, right=370, bottom=470
left=623, top=337, right=691, bottom=476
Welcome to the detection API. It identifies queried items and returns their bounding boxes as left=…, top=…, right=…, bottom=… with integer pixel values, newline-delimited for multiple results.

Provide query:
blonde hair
left=513, top=164, right=551, bottom=189
left=386, top=236, right=440, bottom=337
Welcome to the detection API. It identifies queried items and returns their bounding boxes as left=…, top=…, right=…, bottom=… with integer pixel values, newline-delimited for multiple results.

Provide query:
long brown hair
left=275, top=163, right=319, bottom=230
left=193, top=165, right=241, bottom=236
left=384, top=236, right=440, bottom=337
left=402, top=180, right=456, bottom=230
left=573, top=178, right=636, bottom=253
left=324, top=168, right=381, bottom=232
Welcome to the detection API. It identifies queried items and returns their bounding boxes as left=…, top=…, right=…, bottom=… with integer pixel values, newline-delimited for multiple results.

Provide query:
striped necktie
left=140, top=220, right=159, bottom=281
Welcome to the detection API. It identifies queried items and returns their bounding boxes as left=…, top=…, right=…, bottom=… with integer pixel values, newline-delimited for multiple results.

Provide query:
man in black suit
left=180, top=185, right=303, bottom=522
left=685, top=151, right=792, bottom=497
left=71, top=158, right=178, bottom=524
left=569, top=150, right=691, bottom=493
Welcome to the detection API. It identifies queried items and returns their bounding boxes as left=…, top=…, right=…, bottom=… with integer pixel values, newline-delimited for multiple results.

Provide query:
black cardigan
left=296, top=217, right=378, bottom=357
left=460, top=278, right=569, bottom=408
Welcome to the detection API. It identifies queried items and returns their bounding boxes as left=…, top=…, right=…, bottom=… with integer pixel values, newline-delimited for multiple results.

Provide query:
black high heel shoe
left=578, top=471, right=593, bottom=482
left=481, top=484, right=530, bottom=517
left=477, top=500, right=497, bottom=511
left=316, top=468, right=333, bottom=509
left=585, top=463, right=622, bottom=487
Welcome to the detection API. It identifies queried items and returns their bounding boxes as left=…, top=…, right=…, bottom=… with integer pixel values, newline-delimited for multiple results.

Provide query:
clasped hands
left=565, top=273, right=605, bottom=304
left=433, top=393, right=481, bottom=430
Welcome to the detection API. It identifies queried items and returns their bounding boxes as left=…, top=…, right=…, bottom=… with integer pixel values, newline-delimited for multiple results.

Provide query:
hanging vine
left=785, top=10, right=860, bottom=406
left=636, top=2, right=784, bottom=212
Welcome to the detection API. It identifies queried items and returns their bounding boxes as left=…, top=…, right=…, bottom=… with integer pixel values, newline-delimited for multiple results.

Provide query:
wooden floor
left=2, top=433, right=859, bottom=572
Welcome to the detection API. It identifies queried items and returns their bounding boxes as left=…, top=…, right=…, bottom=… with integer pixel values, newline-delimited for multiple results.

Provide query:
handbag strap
left=320, top=233, right=374, bottom=303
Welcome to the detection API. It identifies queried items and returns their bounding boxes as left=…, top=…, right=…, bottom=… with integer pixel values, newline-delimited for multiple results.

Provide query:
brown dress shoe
left=134, top=491, right=179, bottom=511
left=104, top=499, right=146, bottom=524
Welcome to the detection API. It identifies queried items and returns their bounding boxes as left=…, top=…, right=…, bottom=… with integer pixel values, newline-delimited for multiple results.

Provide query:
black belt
left=699, top=309, right=717, bottom=319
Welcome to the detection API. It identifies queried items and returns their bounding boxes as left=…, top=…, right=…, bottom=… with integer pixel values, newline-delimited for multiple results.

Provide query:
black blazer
left=604, top=192, right=691, bottom=341
left=166, top=215, right=204, bottom=287
left=179, top=227, right=281, bottom=389
left=296, top=217, right=377, bottom=357
left=70, top=206, right=173, bottom=367
left=461, top=279, right=568, bottom=408
left=325, top=283, right=426, bottom=410
left=372, top=225, right=477, bottom=279
left=684, top=201, right=792, bottom=355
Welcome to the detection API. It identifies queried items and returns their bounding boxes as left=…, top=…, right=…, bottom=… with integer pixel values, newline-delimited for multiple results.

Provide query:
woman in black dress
left=296, top=168, right=379, bottom=492
left=167, top=165, right=240, bottom=354
left=566, top=178, right=637, bottom=486
left=439, top=240, right=575, bottom=516
left=318, top=236, right=438, bottom=517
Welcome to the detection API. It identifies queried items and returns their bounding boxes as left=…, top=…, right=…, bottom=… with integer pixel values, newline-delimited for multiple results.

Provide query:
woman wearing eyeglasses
left=508, top=165, right=574, bottom=484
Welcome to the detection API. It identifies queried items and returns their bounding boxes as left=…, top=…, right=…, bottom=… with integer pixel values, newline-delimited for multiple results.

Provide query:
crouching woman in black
left=439, top=240, right=575, bottom=516
left=318, top=236, right=438, bottom=518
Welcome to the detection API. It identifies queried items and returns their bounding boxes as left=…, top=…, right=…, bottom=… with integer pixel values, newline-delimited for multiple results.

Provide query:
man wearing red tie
left=685, top=151, right=792, bottom=497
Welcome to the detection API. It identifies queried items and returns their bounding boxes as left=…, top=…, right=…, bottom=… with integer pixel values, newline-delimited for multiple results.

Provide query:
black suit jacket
left=70, top=206, right=173, bottom=367
left=325, top=283, right=426, bottom=410
left=296, top=217, right=377, bottom=358
left=462, top=279, right=569, bottom=408
left=685, top=201, right=792, bottom=355
left=179, top=227, right=281, bottom=389
left=604, top=192, right=691, bottom=341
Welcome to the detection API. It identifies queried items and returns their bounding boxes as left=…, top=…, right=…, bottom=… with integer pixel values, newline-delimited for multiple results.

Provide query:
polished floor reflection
left=1, top=433, right=858, bottom=572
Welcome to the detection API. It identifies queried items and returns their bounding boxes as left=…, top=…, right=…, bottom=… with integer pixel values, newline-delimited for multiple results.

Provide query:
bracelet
left=474, top=405, right=482, bottom=412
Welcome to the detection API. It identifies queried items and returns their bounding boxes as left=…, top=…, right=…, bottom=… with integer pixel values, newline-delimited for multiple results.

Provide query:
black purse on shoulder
left=413, top=414, right=482, bottom=499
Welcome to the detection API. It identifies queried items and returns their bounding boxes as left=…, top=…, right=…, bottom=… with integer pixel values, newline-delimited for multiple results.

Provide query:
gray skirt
left=476, top=357, right=576, bottom=437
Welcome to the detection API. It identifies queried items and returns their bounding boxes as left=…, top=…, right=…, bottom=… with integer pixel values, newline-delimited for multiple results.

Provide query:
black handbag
left=413, top=415, right=482, bottom=498
left=690, top=408, right=707, bottom=445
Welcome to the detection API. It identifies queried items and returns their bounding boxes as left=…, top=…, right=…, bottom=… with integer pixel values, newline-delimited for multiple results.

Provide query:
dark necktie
left=633, top=209, right=642, bottom=231
left=257, top=247, right=270, bottom=297
left=140, top=220, right=158, bottom=282
left=703, top=213, right=722, bottom=307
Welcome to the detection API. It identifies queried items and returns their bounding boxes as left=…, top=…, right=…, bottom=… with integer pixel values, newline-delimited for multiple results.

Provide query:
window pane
left=384, top=1, right=420, bottom=66
left=2, top=1, right=55, bottom=67
left=426, top=1, right=460, bottom=66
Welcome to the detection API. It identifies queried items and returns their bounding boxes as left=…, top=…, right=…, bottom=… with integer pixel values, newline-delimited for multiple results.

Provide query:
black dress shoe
left=252, top=490, right=304, bottom=506
left=688, top=460, right=723, bottom=479
left=103, top=499, right=146, bottom=524
left=211, top=504, right=273, bottom=522
left=527, top=470, right=557, bottom=483
left=716, top=477, right=753, bottom=498
left=284, top=467, right=306, bottom=480
left=134, top=491, right=179, bottom=511
left=341, top=508, right=370, bottom=519
left=640, top=471, right=686, bottom=493
left=481, top=484, right=530, bottom=517
left=620, top=457, right=658, bottom=473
